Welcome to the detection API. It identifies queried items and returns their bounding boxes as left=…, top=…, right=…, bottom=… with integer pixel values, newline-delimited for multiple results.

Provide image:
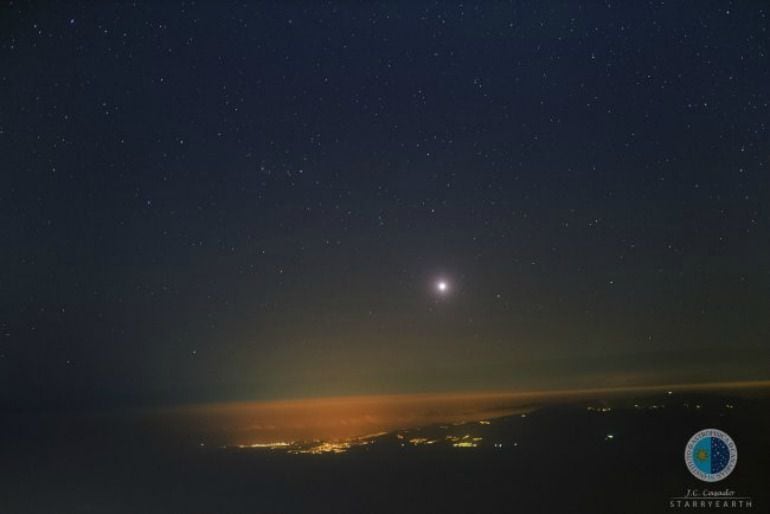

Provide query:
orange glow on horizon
left=154, top=380, right=770, bottom=447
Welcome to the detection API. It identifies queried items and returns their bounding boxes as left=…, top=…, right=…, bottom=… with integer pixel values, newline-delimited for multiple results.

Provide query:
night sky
left=2, top=1, right=769, bottom=410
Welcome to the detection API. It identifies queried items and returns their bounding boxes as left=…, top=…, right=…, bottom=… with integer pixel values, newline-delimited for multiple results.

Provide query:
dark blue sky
left=1, top=1, right=769, bottom=409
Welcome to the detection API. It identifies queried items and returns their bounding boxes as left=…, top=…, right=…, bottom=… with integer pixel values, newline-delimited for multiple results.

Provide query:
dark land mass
left=2, top=390, right=768, bottom=513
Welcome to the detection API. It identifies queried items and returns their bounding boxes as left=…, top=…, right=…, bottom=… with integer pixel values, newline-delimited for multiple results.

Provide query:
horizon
left=148, top=379, right=770, bottom=445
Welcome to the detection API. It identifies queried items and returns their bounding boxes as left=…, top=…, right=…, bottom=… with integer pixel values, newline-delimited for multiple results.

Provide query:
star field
left=1, top=1, right=769, bottom=408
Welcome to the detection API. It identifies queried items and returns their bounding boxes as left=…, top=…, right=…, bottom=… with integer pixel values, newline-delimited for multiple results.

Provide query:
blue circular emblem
left=685, top=429, right=737, bottom=482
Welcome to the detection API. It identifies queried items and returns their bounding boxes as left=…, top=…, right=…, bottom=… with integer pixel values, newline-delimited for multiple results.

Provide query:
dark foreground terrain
left=2, top=391, right=768, bottom=513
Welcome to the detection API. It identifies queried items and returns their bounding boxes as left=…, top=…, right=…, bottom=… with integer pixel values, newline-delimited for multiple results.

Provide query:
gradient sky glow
left=1, top=1, right=769, bottom=410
